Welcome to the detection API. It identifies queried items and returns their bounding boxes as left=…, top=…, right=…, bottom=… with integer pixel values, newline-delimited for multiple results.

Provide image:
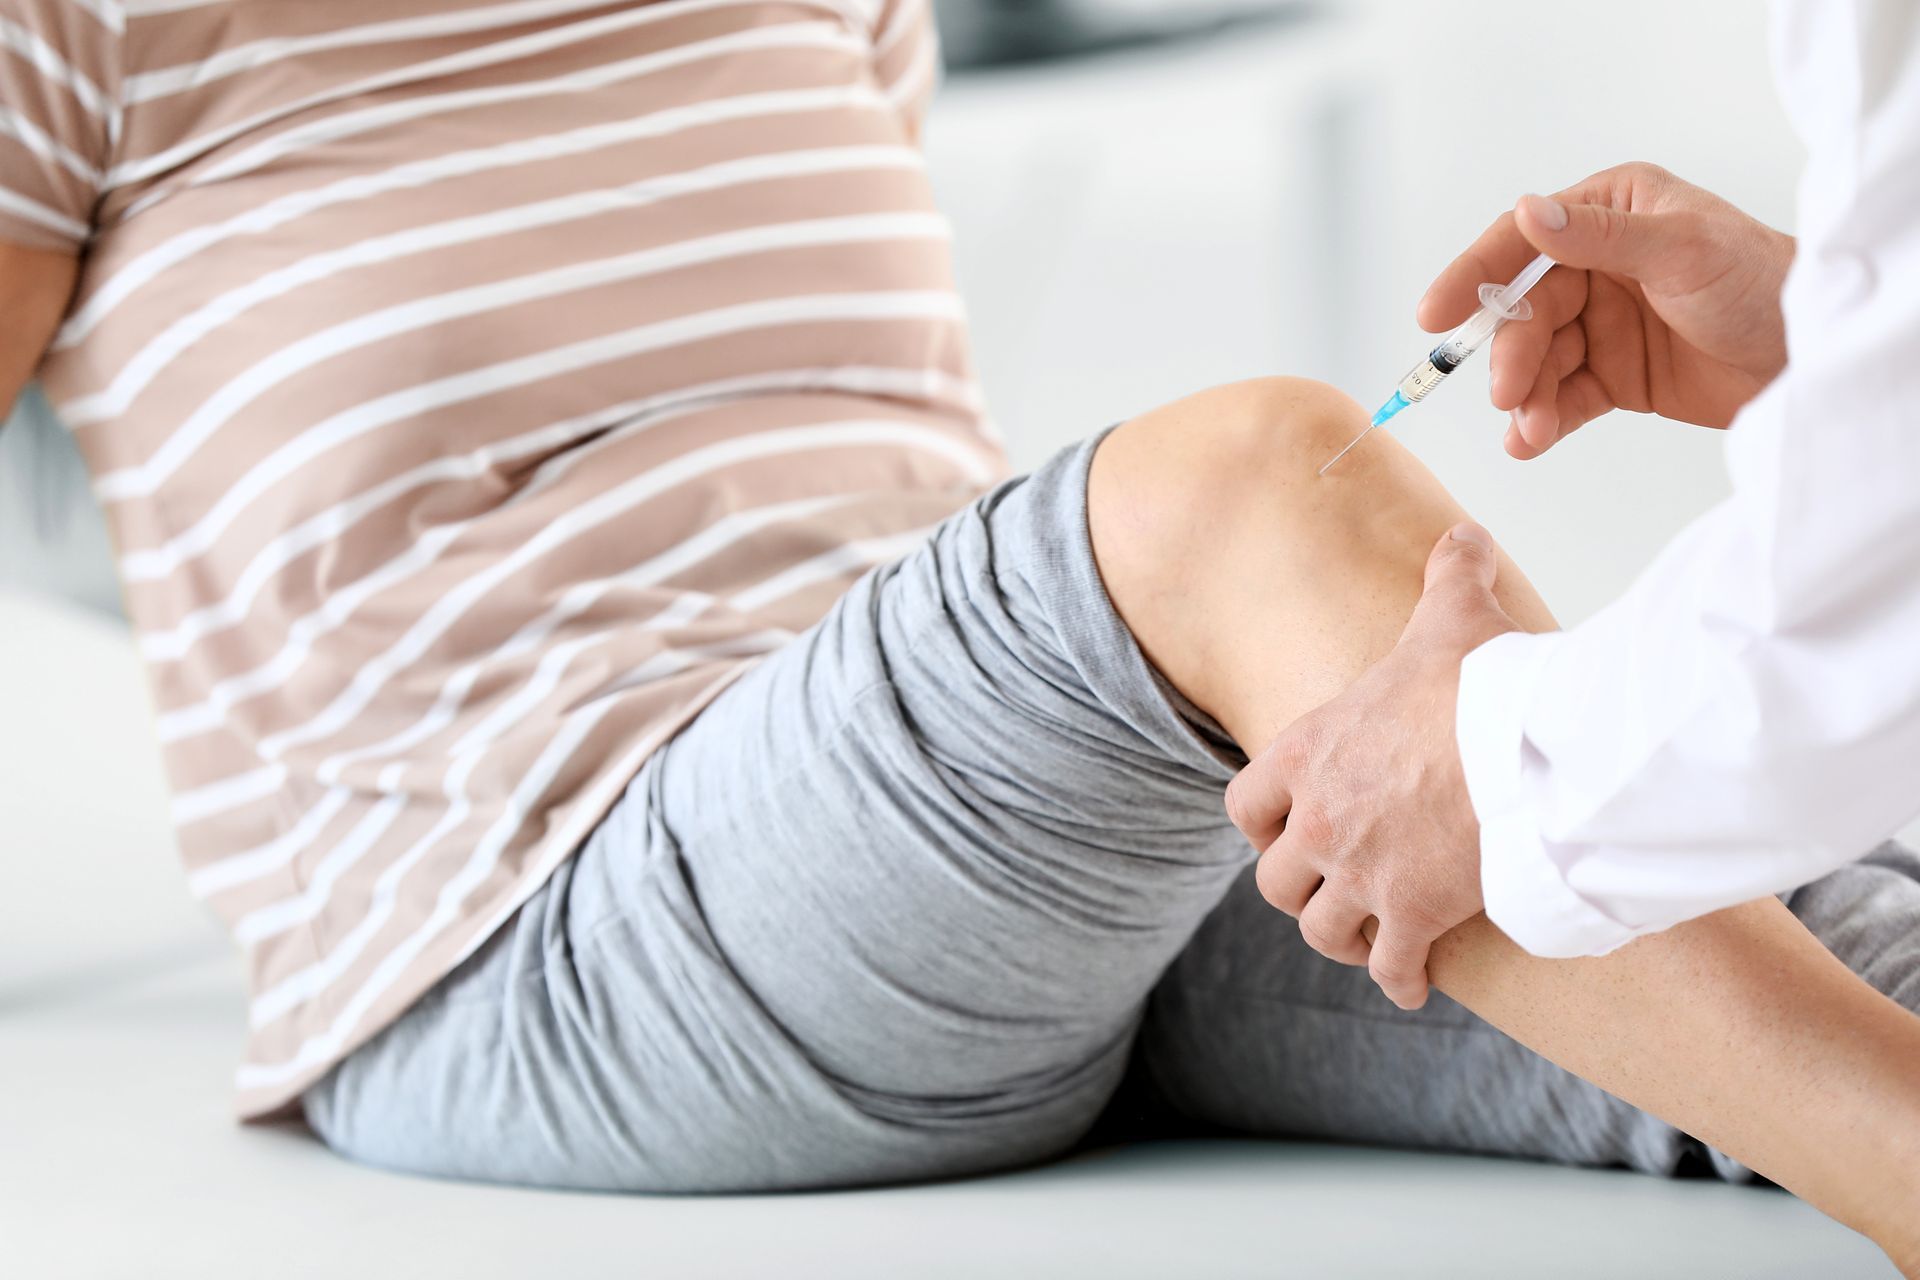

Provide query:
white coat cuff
left=1456, top=630, right=1639, bottom=959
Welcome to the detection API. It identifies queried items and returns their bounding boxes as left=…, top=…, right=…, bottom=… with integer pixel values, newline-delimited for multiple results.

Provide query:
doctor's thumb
left=1411, top=523, right=1516, bottom=647
left=1514, top=193, right=1699, bottom=283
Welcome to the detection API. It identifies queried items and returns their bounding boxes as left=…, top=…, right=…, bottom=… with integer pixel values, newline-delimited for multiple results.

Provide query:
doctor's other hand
left=1226, top=522, right=1521, bottom=1011
left=1421, top=162, right=1796, bottom=459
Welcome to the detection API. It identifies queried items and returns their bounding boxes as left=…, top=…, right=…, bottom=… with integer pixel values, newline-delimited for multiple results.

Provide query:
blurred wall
left=924, top=7, right=1367, bottom=461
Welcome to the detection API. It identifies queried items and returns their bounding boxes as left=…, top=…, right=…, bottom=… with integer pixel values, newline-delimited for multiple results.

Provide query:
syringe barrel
left=1440, top=304, right=1505, bottom=361
left=1396, top=357, right=1449, bottom=403
left=1379, top=260, right=1552, bottom=418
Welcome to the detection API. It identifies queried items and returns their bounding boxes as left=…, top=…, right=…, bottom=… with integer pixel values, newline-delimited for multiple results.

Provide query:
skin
left=1090, top=375, right=1920, bottom=1271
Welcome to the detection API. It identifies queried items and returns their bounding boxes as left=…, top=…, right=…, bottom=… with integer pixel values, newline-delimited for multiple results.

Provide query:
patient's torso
left=2, top=0, right=1000, bottom=1114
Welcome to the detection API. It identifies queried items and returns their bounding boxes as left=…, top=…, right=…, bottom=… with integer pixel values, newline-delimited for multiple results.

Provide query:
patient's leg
left=1089, top=379, right=1920, bottom=1264
left=1138, top=840, right=1920, bottom=1179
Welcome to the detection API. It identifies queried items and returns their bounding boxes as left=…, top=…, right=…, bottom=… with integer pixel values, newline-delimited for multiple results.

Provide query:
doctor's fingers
left=1225, top=741, right=1297, bottom=852
left=1254, top=838, right=1322, bottom=919
left=1506, top=362, right=1615, bottom=461
left=1416, top=182, right=1611, bottom=330
left=1511, top=322, right=1591, bottom=452
left=1297, top=887, right=1374, bottom=967
left=1420, top=206, right=1540, bottom=332
left=1367, top=921, right=1435, bottom=1011
left=1417, top=163, right=1678, bottom=330
left=1487, top=268, right=1589, bottom=410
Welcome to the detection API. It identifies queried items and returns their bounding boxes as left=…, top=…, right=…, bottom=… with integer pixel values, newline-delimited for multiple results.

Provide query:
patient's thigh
left=643, top=436, right=1249, bottom=1156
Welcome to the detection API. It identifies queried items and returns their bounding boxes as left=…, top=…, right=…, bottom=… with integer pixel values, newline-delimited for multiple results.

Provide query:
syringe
left=1319, top=252, right=1557, bottom=476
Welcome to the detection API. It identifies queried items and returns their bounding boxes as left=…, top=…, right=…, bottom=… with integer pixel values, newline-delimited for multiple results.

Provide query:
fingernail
left=1521, top=193, right=1568, bottom=231
left=1450, top=521, right=1493, bottom=550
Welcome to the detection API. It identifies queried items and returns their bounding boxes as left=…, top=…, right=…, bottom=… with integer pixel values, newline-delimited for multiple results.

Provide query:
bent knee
left=1094, top=376, right=1370, bottom=501
left=1092, top=375, right=1453, bottom=557
left=1087, top=377, right=1509, bottom=745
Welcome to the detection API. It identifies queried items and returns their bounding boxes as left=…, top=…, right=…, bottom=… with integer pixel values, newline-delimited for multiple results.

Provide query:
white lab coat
left=1456, top=0, right=1920, bottom=958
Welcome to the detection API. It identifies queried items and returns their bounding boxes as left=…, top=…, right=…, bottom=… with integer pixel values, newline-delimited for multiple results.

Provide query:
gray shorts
left=303, top=432, right=1920, bottom=1192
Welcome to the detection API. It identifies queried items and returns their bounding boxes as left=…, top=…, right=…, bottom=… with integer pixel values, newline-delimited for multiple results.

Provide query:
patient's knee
left=1088, top=376, right=1475, bottom=745
left=1090, top=376, right=1390, bottom=545
left=1089, top=374, right=1453, bottom=603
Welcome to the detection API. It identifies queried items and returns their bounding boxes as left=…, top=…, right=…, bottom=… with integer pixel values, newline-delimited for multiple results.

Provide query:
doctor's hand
left=1226, top=522, right=1521, bottom=1010
left=1422, top=162, right=1796, bottom=459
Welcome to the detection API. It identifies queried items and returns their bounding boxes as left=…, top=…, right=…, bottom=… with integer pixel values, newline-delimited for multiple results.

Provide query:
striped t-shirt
left=1, top=0, right=1004, bottom=1117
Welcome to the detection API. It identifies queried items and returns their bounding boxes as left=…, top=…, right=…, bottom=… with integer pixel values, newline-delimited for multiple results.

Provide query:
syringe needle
left=1317, top=423, right=1376, bottom=477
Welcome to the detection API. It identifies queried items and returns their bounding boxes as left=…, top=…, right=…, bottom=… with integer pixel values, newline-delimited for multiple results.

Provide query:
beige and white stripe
left=1, top=0, right=997, bottom=1117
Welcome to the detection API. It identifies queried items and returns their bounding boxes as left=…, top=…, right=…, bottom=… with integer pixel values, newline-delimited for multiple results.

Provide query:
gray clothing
left=303, top=432, right=1920, bottom=1192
